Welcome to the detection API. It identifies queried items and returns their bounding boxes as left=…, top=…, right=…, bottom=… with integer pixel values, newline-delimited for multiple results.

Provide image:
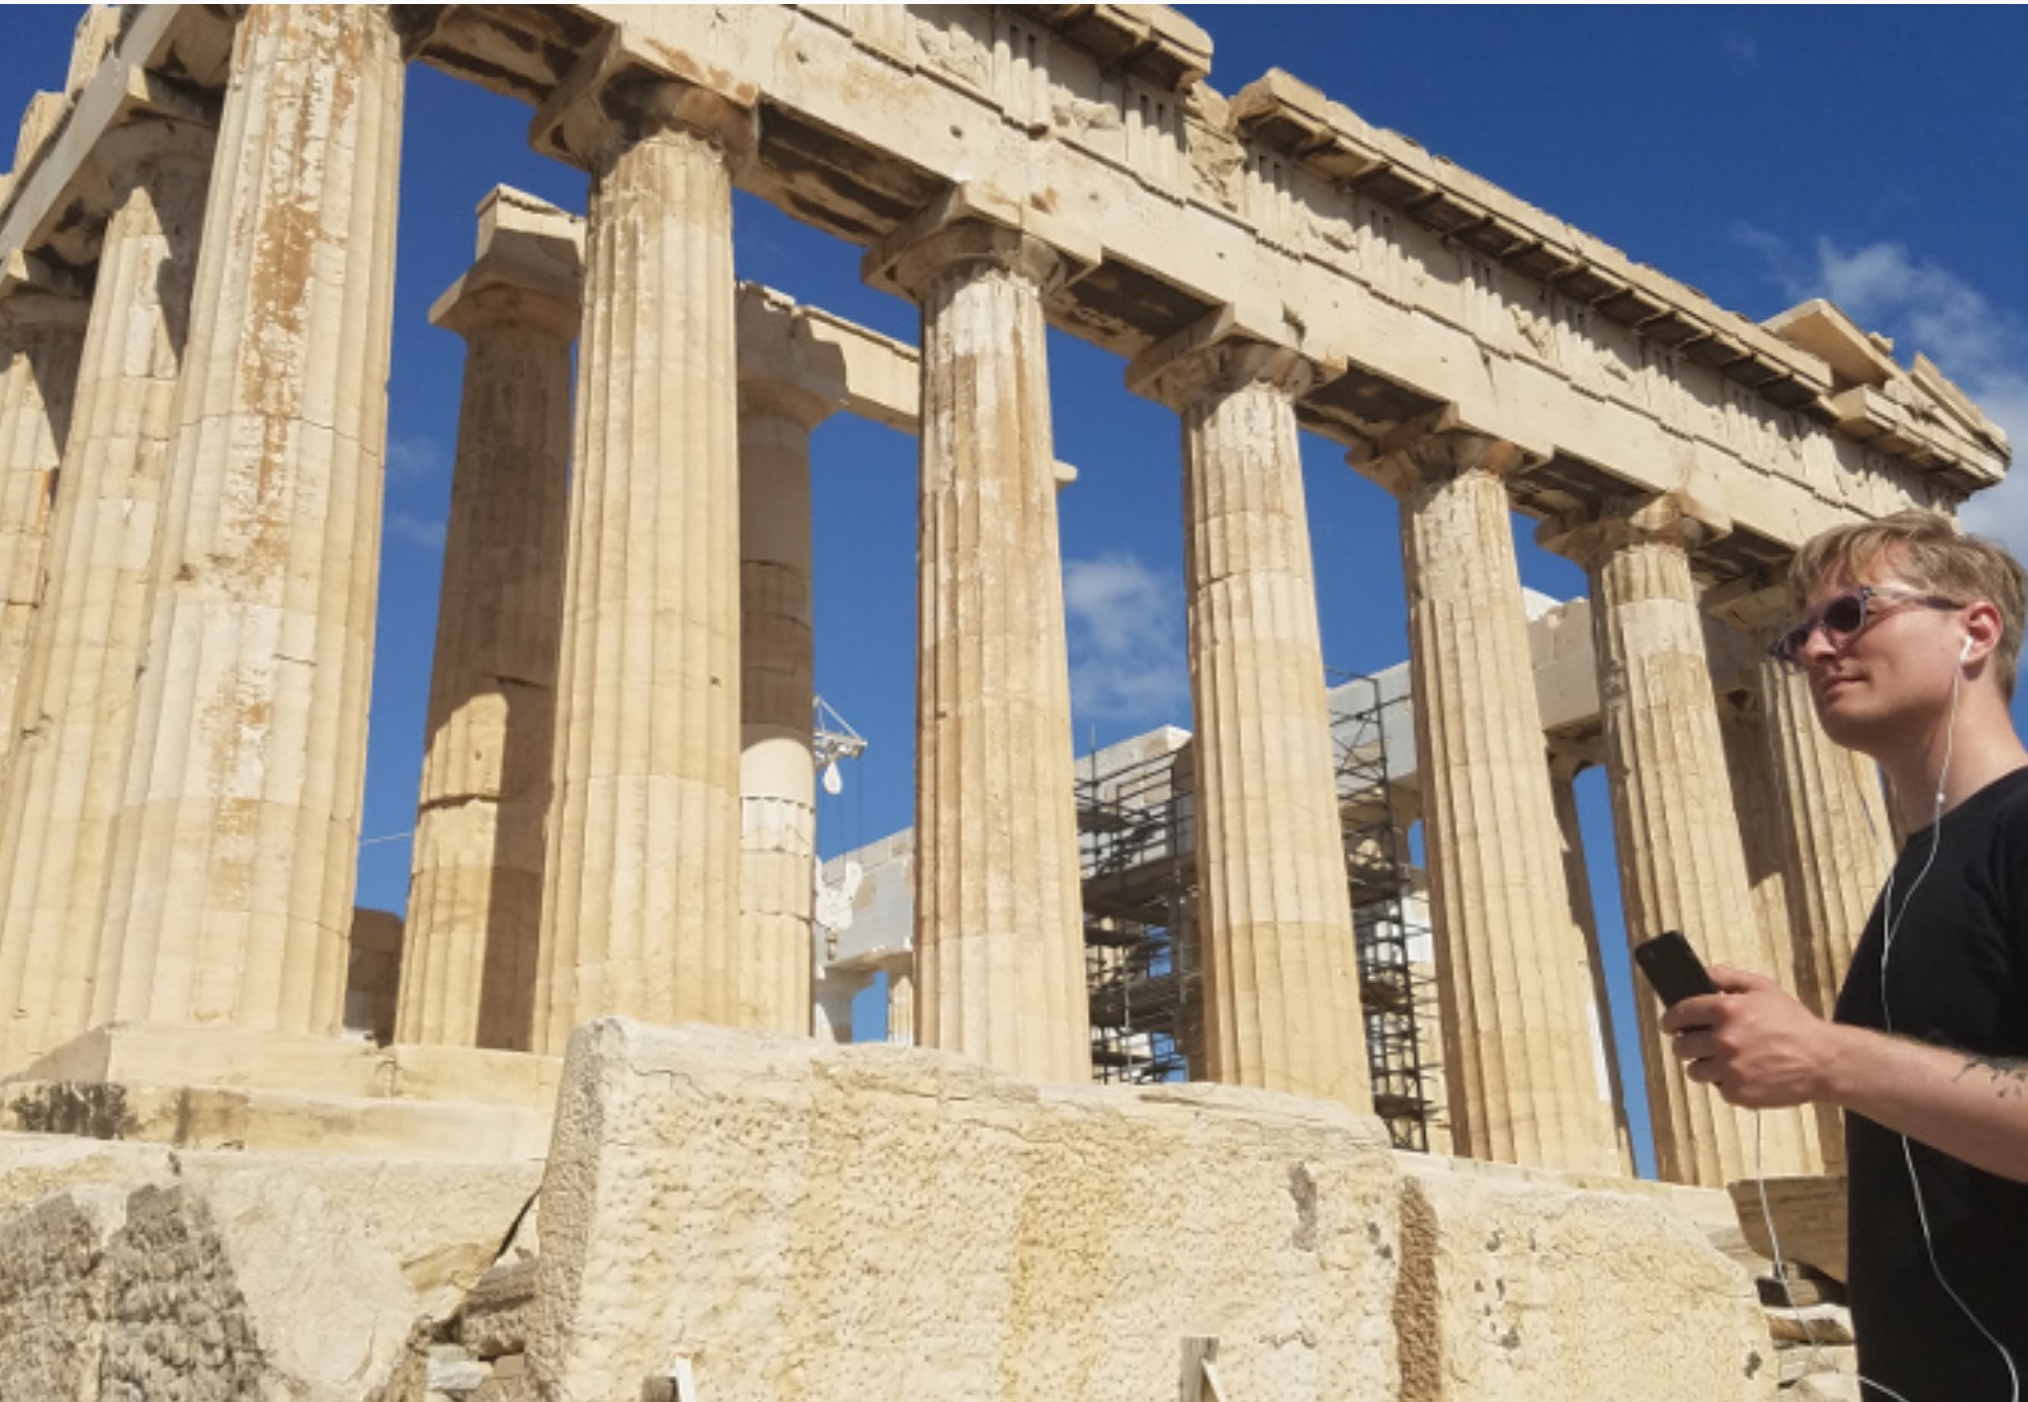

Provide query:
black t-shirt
left=1834, top=766, right=2028, bottom=1401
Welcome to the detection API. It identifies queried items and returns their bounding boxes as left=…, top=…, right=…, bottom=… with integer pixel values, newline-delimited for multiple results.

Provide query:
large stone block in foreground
left=1396, top=1158, right=1775, bottom=1399
left=534, top=1020, right=1403, bottom=1401
left=532, top=1021, right=1774, bottom=1402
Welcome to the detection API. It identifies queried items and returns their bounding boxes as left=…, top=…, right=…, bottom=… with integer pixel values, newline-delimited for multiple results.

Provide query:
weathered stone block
left=529, top=1020, right=1403, bottom=1402
left=1394, top=1158, right=1777, bottom=1400
left=0, top=1132, right=176, bottom=1220
left=0, top=1185, right=130, bottom=1401
left=98, top=1173, right=412, bottom=1401
left=0, top=1132, right=542, bottom=1399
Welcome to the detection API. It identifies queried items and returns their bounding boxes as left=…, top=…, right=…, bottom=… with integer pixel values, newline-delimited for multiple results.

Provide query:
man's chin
left=1811, top=699, right=1881, bottom=753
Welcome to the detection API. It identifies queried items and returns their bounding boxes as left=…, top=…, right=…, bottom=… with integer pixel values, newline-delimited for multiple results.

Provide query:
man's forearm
left=1821, top=1024, right=2028, bottom=1183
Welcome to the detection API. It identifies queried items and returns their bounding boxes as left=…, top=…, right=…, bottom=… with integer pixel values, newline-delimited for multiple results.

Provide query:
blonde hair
left=1788, top=509, right=2027, bottom=700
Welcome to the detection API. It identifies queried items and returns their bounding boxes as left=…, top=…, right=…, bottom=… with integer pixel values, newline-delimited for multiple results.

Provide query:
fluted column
left=864, top=197, right=1091, bottom=1083
left=0, top=120, right=211, bottom=1073
left=91, top=6, right=404, bottom=1036
left=1355, top=427, right=1617, bottom=1167
left=1126, top=322, right=1366, bottom=1110
left=394, top=190, right=579, bottom=1051
left=1545, top=494, right=1820, bottom=1185
left=1715, top=683, right=1798, bottom=974
left=0, top=273, right=88, bottom=775
left=1547, top=742, right=1634, bottom=1174
left=737, top=372, right=830, bottom=1035
left=529, top=42, right=755, bottom=1053
left=886, top=964, right=915, bottom=1047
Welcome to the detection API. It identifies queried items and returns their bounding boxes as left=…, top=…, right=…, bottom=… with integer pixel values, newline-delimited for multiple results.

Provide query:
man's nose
left=1798, top=618, right=1838, bottom=667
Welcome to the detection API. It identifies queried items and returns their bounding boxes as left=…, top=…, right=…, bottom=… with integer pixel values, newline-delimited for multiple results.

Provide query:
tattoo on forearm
left=1955, top=1053, right=2028, bottom=1099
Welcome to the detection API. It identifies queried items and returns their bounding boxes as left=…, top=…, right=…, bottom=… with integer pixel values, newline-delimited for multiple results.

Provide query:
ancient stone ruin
left=0, top=5, right=2007, bottom=1399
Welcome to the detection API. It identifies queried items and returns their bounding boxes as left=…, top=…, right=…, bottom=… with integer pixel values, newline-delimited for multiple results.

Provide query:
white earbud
left=1961, top=635, right=1975, bottom=662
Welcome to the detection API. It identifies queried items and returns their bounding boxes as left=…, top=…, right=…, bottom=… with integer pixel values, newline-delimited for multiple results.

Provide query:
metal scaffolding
left=1074, top=672, right=1439, bottom=1151
left=1330, top=673, right=1439, bottom=1152
left=1076, top=746, right=1196, bottom=1084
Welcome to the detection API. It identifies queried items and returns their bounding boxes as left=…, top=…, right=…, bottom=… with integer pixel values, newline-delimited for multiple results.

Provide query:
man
left=1663, top=509, right=2028, bottom=1401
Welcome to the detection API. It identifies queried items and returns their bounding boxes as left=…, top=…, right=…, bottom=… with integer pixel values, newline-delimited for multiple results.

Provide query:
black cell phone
left=1633, top=930, right=1719, bottom=1008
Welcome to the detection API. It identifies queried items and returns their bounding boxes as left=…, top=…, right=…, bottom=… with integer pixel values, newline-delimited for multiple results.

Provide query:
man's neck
left=1881, top=698, right=2028, bottom=828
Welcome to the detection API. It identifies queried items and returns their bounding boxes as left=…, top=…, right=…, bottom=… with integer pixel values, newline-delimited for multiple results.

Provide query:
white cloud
left=1814, top=241, right=2028, bottom=559
left=1062, top=552, right=1189, bottom=725
left=384, top=435, right=446, bottom=480
left=1739, top=231, right=2028, bottom=558
left=1959, top=377, right=2028, bottom=559
left=386, top=510, right=447, bottom=552
left=1814, top=239, right=2028, bottom=388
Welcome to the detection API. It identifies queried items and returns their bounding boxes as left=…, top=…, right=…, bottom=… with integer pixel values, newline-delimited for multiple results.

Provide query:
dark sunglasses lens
left=1822, top=593, right=1867, bottom=636
left=1775, top=626, right=1809, bottom=664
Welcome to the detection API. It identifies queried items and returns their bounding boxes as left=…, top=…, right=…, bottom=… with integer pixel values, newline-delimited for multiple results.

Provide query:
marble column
left=1715, top=683, right=1799, bottom=977
left=886, top=963, right=915, bottom=1047
left=0, top=119, right=211, bottom=1073
left=0, top=273, right=88, bottom=776
left=812, top=969, right=860, bottom=1046
left=1547, top=742, right=1634, bottom=1174
left=529, top=44, right=755, bottom=1053
left=865, top=199, right=1091, bottom=1084
left=1128, top=323, right=1367, bottom=1110
left=1357, top=427, right=1618, bottom=1168
left=737, top=372, right=830, bottom=1036
left=91, top=5, right=405, bottom=1036
left=393, top=190, right=579, bottom=1051
left=1546, top=494, right=1820, bottom=1185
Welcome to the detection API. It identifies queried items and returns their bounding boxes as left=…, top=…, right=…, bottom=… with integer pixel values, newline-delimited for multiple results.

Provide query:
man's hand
left=1660, top=966, right=1844, bottom=1110
left=1661, top=967, right=2028, bottom=1182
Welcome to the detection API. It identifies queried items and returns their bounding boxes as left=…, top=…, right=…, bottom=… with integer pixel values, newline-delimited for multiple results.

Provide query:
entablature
left=2, top=3, right=2007, bottom=556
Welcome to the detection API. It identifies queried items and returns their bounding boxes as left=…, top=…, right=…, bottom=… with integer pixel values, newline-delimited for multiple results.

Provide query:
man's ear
left=1962, top=600, right=2004, bottom=662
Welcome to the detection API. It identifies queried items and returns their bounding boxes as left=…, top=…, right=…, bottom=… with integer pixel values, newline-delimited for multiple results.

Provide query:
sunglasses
left=1767, top=585, right=1962, bottom=670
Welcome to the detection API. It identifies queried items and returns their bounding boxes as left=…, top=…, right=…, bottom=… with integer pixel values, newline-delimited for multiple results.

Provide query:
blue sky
left=5, top=7, right=2026, bottom=1175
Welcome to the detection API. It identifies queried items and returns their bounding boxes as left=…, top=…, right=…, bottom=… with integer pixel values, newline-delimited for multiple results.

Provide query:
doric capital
left=1536, top=489, right=1731, bottom=569
left=88, top=111, right=216, bottom=204
left=734, top=284, right=849, bottom=429
left=385, top=5, right=450, bottom=60
left=737, top=376, right=839, bottom=434
left=429, top=186, right=584, bottom=342
left=862, top=183, right=1098, bottom=303
left=24, top=64, right=216, bottom=246
left=1354, top=406, right=1543, bottom=501
left=0, top=250, right=90, bottom=341
left=1546, top=728, right=1607, bottom=784
left=430, top=278, right=581, bottom=345
left=530, top=27, right=758, bottom=173
left=1123, top=303, right=1327, bottom=411
left=1702, top=567, right=1792, bottom=639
